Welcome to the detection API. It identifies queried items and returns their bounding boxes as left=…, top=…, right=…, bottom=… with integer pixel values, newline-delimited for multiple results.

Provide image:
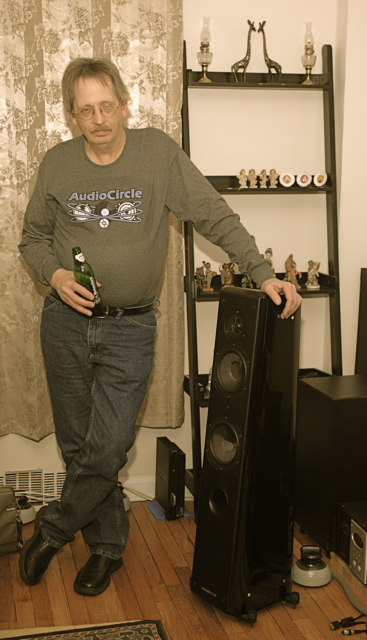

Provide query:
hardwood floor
left=1, top=501, right=367, bottom=639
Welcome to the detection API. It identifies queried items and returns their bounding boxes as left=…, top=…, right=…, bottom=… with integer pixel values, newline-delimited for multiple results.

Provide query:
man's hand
left=51, top=268, right=99, bottom=317
left=261, top=278, right=302, bottom=319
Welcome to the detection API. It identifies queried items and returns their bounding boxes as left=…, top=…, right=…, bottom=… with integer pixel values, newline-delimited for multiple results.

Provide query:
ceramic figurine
left=237, top=169, right=248, bottom=189
left=241, top=274, right=254, bottom=288
left=219, top=262, right=235, bottom=287
left=259, top=169, right=267, bottom=188
left=306, top=260, right=321, bottom=289
left=284, top=253, right=302, bottom=289
left=306, top=260, right=313, bottom=283
left=248, top=169, right=258, bottom=188
left=269, top=168, right=279, bottom=188
left=195, top=263, right=205, bottom=289
left=202, top=261, right=217, bottom=292
left=265, top=247, right=276, bottom=277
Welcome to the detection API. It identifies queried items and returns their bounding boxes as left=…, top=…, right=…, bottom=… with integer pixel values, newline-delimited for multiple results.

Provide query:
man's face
left=70, top=76, right=127, bottom=150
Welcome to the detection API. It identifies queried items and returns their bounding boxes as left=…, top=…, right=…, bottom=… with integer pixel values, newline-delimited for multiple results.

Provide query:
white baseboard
left=119, top=474, right=193, bottom=503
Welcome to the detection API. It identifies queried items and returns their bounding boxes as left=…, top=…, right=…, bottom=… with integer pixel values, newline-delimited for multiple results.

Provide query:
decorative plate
left=313, top=172, right=328, bottom=187
left=279, top=173, right=295, bottom=187
left=296, top=173, right=312, bottom=187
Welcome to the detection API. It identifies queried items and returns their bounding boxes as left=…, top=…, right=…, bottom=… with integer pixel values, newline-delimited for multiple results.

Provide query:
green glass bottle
left=72, top=247, right=105, bottom=316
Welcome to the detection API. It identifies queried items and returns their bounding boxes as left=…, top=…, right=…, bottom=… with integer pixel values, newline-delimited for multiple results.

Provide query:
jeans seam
left=114, top=487, right=126, bottom=551
left=61, top=380, right=95, bottom=502
left=87, top=549, right=122, bottom=560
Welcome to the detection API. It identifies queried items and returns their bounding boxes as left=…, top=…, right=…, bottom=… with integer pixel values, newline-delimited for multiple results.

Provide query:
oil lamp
left=301, top=22, right=316, bottom=85
left=197, top=17, right=213, bottom=83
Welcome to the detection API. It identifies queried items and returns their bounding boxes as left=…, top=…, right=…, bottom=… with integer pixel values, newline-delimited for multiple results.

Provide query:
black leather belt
left=50, top=288, right=156, bottom=317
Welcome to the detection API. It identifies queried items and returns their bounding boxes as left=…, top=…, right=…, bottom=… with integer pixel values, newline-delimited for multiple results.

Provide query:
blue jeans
left=39, top=293, right=157, bottom=559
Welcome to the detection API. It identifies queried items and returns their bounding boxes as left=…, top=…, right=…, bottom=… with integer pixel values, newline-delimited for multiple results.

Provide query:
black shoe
left=74, top=554, right=123, bottom=596
left=19, top=506, right=59, bottom=585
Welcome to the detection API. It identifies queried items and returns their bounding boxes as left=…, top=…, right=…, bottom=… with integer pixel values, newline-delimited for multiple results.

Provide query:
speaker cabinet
left=191, top=288, right=301, bottom=624
left=295, top=374, right=367, bottom=554
left=355, top=268, right=367, bottom=374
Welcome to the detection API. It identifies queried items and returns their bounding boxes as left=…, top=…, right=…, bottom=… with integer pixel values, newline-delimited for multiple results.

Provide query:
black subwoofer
left=191, top=287, right=301, bottom=624
left=295, top=374, right=367, bottom=554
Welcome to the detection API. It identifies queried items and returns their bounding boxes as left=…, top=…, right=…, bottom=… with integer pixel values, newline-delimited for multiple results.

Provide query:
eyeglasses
left=72, top=103, right=121, bottom=121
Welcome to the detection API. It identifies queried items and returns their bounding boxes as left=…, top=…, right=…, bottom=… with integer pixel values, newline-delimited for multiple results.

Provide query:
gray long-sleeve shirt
left=19, top=127, right=273, bottom=308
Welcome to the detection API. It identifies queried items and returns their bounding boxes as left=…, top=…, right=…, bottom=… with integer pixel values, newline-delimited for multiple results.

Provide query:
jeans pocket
left=124, top=309, right=157, bottom=329
left=43, top=293, right=62, bottom=312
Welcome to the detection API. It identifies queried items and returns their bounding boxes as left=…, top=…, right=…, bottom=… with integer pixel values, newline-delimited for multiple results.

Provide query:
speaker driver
left=214, top=347, right=248, bottom=395
left=209, top=419, right=240, bottom=468
left=224, top=310, right=246, bottom=342
left=209, top=486, right=228, bottom=516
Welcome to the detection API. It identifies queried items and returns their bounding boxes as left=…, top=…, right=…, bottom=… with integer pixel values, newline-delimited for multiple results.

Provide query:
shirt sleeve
left=18, top=154, right=62, bottom=285
left=165, top=146, right=274, bottom=287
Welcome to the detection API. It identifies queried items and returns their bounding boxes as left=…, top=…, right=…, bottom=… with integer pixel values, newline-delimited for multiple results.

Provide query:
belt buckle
left=93, top=306, right=109, bottom=318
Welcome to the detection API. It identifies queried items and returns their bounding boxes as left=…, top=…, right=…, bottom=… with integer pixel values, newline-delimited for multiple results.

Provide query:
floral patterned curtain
left=0, top=0, right=184, bottom=440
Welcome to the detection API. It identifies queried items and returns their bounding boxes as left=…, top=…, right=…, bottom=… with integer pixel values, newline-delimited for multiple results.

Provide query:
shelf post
left=322, top=44, right=343, bottom=375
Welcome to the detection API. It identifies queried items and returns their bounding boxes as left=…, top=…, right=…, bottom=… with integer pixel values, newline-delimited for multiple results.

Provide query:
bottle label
left=89, top=277, right=101, bottom=304
left=75, top=252, right=85, bottom=262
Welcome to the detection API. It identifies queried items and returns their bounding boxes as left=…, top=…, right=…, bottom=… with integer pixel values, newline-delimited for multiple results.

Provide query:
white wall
left=1, top=0, right=359, bottom=496
left=339, top=0, right=367, bottom=374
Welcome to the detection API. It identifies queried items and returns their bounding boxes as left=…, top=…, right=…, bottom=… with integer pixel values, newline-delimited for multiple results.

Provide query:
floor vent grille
left=0, top=469, right=66, bottom=503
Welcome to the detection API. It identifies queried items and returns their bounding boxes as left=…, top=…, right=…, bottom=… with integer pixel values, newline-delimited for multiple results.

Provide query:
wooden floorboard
left=1, top=502, right=367, bottom=640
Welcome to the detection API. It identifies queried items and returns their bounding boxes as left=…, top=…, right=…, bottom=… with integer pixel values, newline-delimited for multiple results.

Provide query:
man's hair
left=62, top=58, right=130, bottom=112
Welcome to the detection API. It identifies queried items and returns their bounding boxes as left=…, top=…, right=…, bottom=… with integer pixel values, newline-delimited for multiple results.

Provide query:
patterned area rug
left=1, top=621, right=168, bottom=640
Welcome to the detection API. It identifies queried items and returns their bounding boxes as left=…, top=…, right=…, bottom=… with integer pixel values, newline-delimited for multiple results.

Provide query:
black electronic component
left=155, top=437, right=185, bottom=521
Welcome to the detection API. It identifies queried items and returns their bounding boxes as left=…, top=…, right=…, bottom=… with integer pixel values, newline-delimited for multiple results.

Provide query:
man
left=18, top=58, right=301, bottom=596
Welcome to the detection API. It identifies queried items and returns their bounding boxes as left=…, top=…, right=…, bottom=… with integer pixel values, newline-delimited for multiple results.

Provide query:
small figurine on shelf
left=306, top=260, right=321, bottom=289
left=269, top=168, right=279, bottom=188
left=237, top=169, right=248, bottom=189
left=284, top=253, right=302, bottom=289
left=203, top=261, right=217, bottom=292
left=195, top=263, right=205, bottom=289
left=241, top=273, right=254, bottom=288
left=306, top=259, right=313, bottom=283
left=247, top=169, right=258, bottom=188
left=219, top=262, right=235, bottom=287
left=265, top=247, right=276, bottom=277
left=259, top=169, right=267, bottom=188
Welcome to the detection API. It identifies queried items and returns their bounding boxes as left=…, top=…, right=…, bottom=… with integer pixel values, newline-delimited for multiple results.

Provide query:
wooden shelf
left=186, top=70, right=330, bottom=89
left=182, top=44, right=342, bottom=518
left=187, top=273, right=337, bottom=302
left=206, top=175, right=334, bottom=194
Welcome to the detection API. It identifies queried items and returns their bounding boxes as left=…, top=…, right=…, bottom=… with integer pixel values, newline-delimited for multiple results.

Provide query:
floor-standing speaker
left=295, top=374, right=367, bottom=554
left=191, top=288, right=301, bottom=624
left=355, top=268, right=367, bottom=374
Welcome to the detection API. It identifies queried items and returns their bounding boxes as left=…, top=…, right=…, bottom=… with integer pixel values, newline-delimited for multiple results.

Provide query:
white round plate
left=313, top=172, right=327, bottom=187
left=297, top=173, right=312, bottom=187
left=279, top=173, right=295, bottom=187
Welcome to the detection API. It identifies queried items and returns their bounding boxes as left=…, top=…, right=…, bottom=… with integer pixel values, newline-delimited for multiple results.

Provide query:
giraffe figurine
left=258, top=21, right=282, bottom=83
left=231, top=20, right=256, bottom=82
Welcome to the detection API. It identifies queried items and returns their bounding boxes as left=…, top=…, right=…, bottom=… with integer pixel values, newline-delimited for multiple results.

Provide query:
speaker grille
left=214, top=346, right=248, bottom=396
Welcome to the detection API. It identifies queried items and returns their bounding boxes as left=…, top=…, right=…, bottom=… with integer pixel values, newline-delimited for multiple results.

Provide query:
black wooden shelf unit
left=181, top=44, right=342, bottom=518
